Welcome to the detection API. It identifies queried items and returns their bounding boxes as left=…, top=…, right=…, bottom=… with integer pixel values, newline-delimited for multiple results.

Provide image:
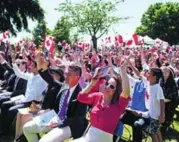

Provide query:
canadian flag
left=2, top=31, right=10, bottom=43
left=126, top=39, right=133, bottom=46
left=132, top=33, right=144, bottom=45
left=115, top=35, right=123, bottom=44
left=45, top=36, right=55, bottom=53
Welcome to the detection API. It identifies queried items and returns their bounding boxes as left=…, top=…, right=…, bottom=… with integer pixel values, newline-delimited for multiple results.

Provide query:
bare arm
left=120, top=61, right=130, bottom=98
left=141, top=46, right=146, bottom=65
left=159, top=99, right=165, bottom=123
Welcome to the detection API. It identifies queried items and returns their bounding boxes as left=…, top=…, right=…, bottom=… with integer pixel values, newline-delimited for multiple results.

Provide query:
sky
left=10, top=0, right=179, bottom=43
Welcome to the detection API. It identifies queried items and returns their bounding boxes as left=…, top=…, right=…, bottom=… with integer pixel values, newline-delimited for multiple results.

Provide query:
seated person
left=0, top=56, right=27, bottom=106
left=14, top=65, right=65, bottom=141
left=0, top=54, right=47, bottom=135
left=23, top=64, right=88, bottom=142
left=71, top=60, right=130, bottom=142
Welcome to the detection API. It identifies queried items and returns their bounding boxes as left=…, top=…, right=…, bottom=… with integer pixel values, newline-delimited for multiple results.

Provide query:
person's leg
left=15, top=111, right=33, bottom=140
left=15, top=112, right=22, bottom=139
left=39, top=126, right=72, bottom=142
left=0, top=100, right=14, bottom=133
left=156, top=130, right=163, bottom=142
left=133, top=125, right=143, bottom=142
left=7, top=103, right=28, bottom=133
left=121, top=111, right=143, bottom=142
left=18, top=113, right=33, bottom=137
left=23, top=120, right=52, bottom=142
left=151, top=134, right=158, bottom=142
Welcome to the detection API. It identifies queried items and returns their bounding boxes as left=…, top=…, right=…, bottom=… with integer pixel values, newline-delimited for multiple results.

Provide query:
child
left=143, top=68, right=165, bottom=142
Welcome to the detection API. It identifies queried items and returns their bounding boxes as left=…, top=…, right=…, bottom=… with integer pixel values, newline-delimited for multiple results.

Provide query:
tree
left=51, top=16, right=71, bottom=44
left=58, top=0, right=125, bottom=50
left=32, top=20, right=48, bottom=46
left=136, top=2, right=179, bottom=45
left=0, top=0, right=44, bottom=35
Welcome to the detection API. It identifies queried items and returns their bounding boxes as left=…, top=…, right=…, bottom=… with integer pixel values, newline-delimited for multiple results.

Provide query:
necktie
left=13, top=77, right=19, bottom=91
left=58, top=89, right=70, bottom=121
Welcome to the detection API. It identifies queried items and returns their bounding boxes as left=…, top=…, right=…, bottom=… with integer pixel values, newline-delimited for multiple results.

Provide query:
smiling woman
left=71, top=60, right=130, bottom=142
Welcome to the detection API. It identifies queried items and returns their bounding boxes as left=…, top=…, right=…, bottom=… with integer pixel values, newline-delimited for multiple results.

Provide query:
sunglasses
left=105, top=82, right=116, bottom=90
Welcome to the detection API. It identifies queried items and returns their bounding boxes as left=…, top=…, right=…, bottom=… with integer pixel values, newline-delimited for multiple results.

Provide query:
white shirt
left=147, top=83, right=165, bottom=120
left=12, top=63, right=48, bottom=102
left=68, top=84, right=78, bottom=103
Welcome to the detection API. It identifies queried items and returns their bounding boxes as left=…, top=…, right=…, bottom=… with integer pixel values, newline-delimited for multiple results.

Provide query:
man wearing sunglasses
left=23, top=64, right=88, bottom=142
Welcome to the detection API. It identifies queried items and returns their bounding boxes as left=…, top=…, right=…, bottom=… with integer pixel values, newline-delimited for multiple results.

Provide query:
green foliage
left=58, top=0, right=124, bottom=49
left=51, top=16, right=71, bottom=44
left=0, top=0, right=44, bottom=35
left=32, top=20, right=47, bottom=46
left=136, top=2, right=179, bottom=45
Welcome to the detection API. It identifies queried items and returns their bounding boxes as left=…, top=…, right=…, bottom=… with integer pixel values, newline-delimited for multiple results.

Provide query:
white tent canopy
left=143, top=35, right=155, bottom=45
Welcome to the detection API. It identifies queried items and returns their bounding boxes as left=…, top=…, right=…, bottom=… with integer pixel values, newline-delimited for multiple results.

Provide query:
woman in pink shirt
left=72, top=60, right=130, bottom=142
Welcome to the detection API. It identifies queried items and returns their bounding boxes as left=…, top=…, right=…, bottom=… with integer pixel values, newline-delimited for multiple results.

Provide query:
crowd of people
left=0, top=42, right=178, bottom=142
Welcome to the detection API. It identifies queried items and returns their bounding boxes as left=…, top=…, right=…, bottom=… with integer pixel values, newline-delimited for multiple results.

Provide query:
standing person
left=142, top=68, right=165, bottom=142
left=161, top=66, right=178, bottom=133
left=72, top=60, right=130, bottom=142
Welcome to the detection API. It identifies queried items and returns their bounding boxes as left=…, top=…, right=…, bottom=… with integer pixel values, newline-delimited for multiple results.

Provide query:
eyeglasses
left=105, top=82, right=116, bottom=90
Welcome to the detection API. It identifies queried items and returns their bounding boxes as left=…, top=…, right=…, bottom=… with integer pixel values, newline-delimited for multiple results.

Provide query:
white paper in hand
left=33, top=110, right=62, bottom=131
left=10, top=95, right=25, bottom=102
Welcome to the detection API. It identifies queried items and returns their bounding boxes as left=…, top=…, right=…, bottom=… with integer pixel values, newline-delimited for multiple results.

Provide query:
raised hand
left=11, top=52, right=16, bottom=63
left=91, top=67, right=104, bottom=86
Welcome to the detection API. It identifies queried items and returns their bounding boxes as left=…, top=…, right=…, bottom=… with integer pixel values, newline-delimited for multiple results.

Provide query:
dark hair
left=156, top=58, right=162, bottom=68
left=135, top=58, right=143, bottom=71
left=111, top=76, right=122, bottom=104
left=150, top=68, right=163, bottom=83
left=164, top=67, right=176, bottom=89
left=164, top=62, right=170, bottom=66
left=32, top=61, right=37, bottom=68
left=69, top=65, right=82, bottom=77
left=21, top=61, right=28, bottom=69
left=104, top=59, right=108, bottom=66
left=161, top=67, right=178, bottom=101
left=50, top=69, right=65, bottom=82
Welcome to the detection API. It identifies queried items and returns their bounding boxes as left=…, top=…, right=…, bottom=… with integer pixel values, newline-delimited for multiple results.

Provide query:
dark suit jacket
left=57, top=83, right=88, bottom=138
left=1, top=62, right=27, bottom=97
left=39, top=69, right=62, bottom=111
left=5, top=74, right=16, bottom=92
left=39, top=69, right=88, bottom=138
left=11, top=76, right=27, bottom=97
left=0, top=64, right=5, bottom=80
